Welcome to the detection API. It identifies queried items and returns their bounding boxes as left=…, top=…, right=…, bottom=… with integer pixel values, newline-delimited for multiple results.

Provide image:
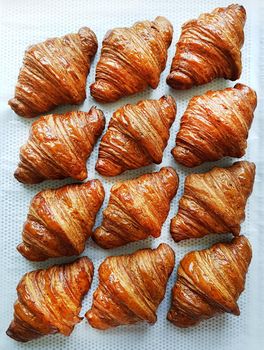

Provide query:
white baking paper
left=0, top=0, right=263, bottom=349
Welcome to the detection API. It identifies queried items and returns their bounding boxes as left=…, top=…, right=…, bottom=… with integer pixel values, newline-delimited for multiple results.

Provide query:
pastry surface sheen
left=168, top=236, right=252, bottom=327
left=9, top=27, right=98, bottom=117
left=14, top=108, right=105, bottom=184
left=86, top=243, right=175, bottom=329
left=167, top=4, right=246, bottom=89
left=91, top=16, right=173, bottom=102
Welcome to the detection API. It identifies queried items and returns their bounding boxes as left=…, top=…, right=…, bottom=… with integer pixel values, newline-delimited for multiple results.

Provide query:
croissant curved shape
left=6, top=257, right=94, bottom=342
left=90, top=16, right=173, bottom=102
left=14, top=108, right=105, bottom=184
left=167, top=236, right=252, bottom=328
left=166, top=4, right=246, bottom=89
left=171, top=84, right=257, bottom=167
left=17, top=180, right=105, bottom=261
left=96, top=96, right=176, bottom=176
left=170, top=161, right=255, bottom=242
left=93, top=167, right=179, bottom=248
left=86, top=243, right=175, bottom=329
left=9, top=27, right=98, bottom=117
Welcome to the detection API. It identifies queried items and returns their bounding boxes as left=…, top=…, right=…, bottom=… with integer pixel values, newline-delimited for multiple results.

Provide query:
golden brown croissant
left=14, top=108, right=105, bottom=184
left=90, top=16, right=173, bottom=102
left=171, top=84, right=257, bottom=167
left=170, top=161, right=255, bottom=242
left=96, top=96, right=176, bottom=176
left=6, top=257, right=94, bottom=342
left=9, top=27, right=98, bottom=117
left=17, top=180, right=105, bottom=261
left=166, top=4, right=246, bottom=89
left=167, top=235, right=252, bottom=328
left=86, top=243, right=175, bottom=329
left=93, top=167, right=179, bottom=248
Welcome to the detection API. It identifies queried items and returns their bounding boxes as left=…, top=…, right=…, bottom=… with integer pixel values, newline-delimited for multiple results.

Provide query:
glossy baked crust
left=96, top=95, right=176, bottom=176
left=9, top=27, right=98, bottom=117
left=14, top=108, right=105, bottom=184
left=167, top=236, right=252, bottom=327
left=166, top=4, right=246, bottom=89
left=171, top=84, right=257, bottom=167
left=90, top=16, right=173, bottom=102
left=86, top=243, right=175, bottom=329
left=170, top=161, right=255, bottom=242
left=93, top=167, right=179, bottom=248
left=17, top=180, right=105, bottom=261
left=6, top=257, right=94, bottom=342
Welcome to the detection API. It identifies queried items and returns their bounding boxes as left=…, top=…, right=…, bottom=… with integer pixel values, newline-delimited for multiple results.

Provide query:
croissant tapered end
left=86, top=243, right=175, bottom=330
left=17, top=180, right=105, bottom=261
left=9, top=27, right=98, bottom=118
left=93, top=167, right=179, bottom=249
left=90, top=17, right=173, bottom=103
left=6, top=257, right=94, bottom=342
left=95, top=95, right=176, bottom=176
left=166, top=4, right=246, bottom=90
left=171, top=84, right=257, bottom=167
left=14, top=108, right=105, bottom=184
left=170, top=161, right=255, bottom=242
left=78, top=27, right=98, bottom=56
left=167, top=236, right=252, bottom=328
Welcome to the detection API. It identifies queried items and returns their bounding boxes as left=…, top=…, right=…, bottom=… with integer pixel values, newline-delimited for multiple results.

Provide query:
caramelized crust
left=9, top=27, right=98, bottom=117
left=167, top=4, right=246, bottom=89
left=170, top=161, right=255, bottom=242
left=17, top=180, right=105, bottom=261
left=6, top=257, right=94, bottom=342
left=167, top=236, right=252, bottom=327
left=96, top=95, right=176, bottom=176
left=93, top=167, right=179, bottom=248
left=86, top=243, right=175, bottom=329
left=172, top=84, right=257, bottom=167
left=14, top=108, right=105, bottom=184
left=90, top=17, right=173, bottom=102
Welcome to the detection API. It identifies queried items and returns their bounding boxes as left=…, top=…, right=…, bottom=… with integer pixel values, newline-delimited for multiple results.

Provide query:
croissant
left=90, top=16, right=173, bottom=102
left=17, top=180, right=104, bottom=261
left=9, top=27, right=98, bottom=117
left=166, top=4, right=246, bottom=89
left=96, top=96, right=176, bottom=176
left=6, top=257, right=94, bottom=342
left=170, top=161, right=255, bottom=242
left=86, top=243, right=175, bottom=329
left=171, top=84, right=257, bottom=167
left=93, top=167, right=179, bottom=248
left=14, top=108, right=105, bottom=184
left=167, top=236, right=252, bottom=327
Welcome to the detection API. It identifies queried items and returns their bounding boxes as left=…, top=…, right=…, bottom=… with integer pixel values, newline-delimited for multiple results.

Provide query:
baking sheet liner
left=0, top=0, right=263, bottom=349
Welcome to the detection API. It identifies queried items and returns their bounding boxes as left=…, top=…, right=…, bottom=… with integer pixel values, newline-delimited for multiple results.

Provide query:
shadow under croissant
left=25, top=255, right=81, bottom=271
left=172, top=233, right=234, bottom=251
left=85, top=322, right=151, bottom=335
left=167, top=312, right=233, bottom=333
left=90, top=236, right=154, bottom=257
left=172, top=156, right=236, bottom=177
left=95, top=163, right=159, bottom=184
left=83, top=305, right=236, bottom=334
left=5, top=303, right=244, bottom=345
left=6, top=326, right=97, bottom=347
left=16, top=177, right=81, bottom=198
left=167, top=78, right=231, bottom=103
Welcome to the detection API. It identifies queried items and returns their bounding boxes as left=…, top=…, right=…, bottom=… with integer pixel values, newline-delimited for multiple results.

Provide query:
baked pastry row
left=14, top=83, right=256, bottom=184
left=7, top=236, right=252, bottom=341
left=16, top=161, right=255, bottom=261
left=9, top=4, right=246, bottom=117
